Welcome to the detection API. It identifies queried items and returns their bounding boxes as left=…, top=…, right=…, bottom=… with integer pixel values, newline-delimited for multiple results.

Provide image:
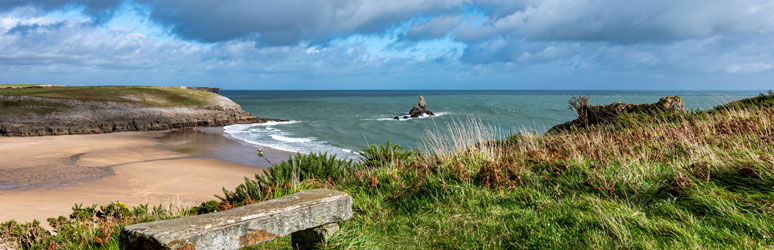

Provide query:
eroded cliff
left=0, top=86, right=277, bottom=136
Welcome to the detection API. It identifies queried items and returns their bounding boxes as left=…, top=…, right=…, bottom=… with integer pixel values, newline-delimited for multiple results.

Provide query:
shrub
left=360, top=140, right=415, bottom=168
left=189, top=200, right=221, bottom=215
left=218, top=152, right=360, bottom=206
left=568, top=95, right=590, bottom=125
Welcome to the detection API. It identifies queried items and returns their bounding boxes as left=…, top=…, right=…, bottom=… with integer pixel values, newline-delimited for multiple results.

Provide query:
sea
left=220, top=90, right=764, bottom=159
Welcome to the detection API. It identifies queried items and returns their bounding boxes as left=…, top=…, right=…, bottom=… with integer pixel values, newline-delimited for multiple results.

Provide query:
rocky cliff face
left=547, top=96, right=685, bottom=134
left=0, top=95, right=278, bottom=136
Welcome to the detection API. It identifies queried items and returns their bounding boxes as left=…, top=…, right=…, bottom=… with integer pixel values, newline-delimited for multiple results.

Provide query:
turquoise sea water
left=221, top=90, right=762, bottom=159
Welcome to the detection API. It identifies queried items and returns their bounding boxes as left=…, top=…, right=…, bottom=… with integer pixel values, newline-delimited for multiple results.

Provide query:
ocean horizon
left=220, top=90, right=763, bottom=159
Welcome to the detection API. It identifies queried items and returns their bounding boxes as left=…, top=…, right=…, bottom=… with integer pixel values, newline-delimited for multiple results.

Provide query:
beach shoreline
left=0, top=128, right=291, bottom=224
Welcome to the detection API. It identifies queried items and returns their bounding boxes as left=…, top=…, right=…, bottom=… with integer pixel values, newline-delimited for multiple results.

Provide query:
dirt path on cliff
left=0, top=131, right=289, bottom=224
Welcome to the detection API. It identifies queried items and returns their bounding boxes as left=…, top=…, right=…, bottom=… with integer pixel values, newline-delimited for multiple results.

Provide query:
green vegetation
left=215, top=153, right=359, bottom=209
left=1, top=202, right=187, bottom=249
left=0, top=86, right=218, bottom=116
left=0, top=98, right=70, bottom=116
left=3, top=92, right=774, bottom=249
left=359, top=140, right=415, bottom=168
left=716, top=90, right=774, bottom=110
left=0, top=84, right=38, bottom=87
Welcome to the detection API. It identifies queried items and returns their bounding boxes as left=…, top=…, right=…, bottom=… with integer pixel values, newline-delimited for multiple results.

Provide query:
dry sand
left=0, top=129, right=290, bottom=224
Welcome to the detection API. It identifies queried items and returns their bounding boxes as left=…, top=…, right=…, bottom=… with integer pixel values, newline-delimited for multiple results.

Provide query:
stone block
left=119, top=189, right=352, bottom=250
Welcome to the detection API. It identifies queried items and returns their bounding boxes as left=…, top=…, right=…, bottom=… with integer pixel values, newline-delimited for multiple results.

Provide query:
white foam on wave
left=223, top=121, right=359, bottom=159
left=270, top=134, right=312, bottom=143
left=368, top=112, right=450, bottom=121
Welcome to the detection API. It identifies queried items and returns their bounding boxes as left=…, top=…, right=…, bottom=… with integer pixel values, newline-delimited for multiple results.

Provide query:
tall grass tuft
left=419, top=115, right=503, bottom=160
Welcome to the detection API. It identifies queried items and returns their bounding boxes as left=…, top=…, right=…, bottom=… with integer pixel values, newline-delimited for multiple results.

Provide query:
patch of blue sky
left=331, top=18, right=465, bottom=60
left=42, top=4, right=177, bottom=44
left=105, top=6, right=172, bottom=42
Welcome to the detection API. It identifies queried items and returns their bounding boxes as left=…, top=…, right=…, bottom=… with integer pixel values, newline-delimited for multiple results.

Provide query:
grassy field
left=0, top=84, right=39, bottom=87
left=0, top=86, right=219, bottom=116
left=2, top=92, right=773, bottom=249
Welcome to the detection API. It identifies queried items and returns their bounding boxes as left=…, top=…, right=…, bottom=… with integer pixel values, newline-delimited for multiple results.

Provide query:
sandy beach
left=0, top=129, right=290, bottom=224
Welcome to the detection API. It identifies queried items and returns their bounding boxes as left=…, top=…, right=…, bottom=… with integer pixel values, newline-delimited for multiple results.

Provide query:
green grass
left=0, top=84, right=39, bottom=87
left=0, top=86, right=217, bottom=107
left=0, top=98, right=71, bottom=116
left=0, top=86, right=219, bottom=116
left=715, top=90, right=774, bottom=110
left=3, top=92, right=774, bottom=249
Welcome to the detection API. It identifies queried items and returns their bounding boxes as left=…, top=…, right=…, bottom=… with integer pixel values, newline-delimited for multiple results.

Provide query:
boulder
left=547, top=96, right=685, bottom=133
left=408, top=96, right=435, bottom=118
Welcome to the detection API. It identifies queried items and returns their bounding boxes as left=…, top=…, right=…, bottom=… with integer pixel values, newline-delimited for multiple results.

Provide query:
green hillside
left=0, top=86, right=218, bottom=116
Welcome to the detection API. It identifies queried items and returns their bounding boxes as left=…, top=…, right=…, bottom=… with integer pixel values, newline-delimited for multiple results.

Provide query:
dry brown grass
left=452, top=106, right=774, bottom=190
left=419, top=115, right=504, bottom=160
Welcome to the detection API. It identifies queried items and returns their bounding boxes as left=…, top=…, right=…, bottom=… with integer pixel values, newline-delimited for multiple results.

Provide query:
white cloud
left=726, top=63, right=774, bottom=73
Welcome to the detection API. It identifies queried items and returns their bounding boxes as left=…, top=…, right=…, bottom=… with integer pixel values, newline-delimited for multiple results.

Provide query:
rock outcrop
left=547, top=96, right=685, bottom=133
left=0, top=95, right=281, bottom=136
left=408, top=96, right=434, bottom=118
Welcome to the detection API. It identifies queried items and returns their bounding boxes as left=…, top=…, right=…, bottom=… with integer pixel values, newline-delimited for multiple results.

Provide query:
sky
left=1, top=0, right=773, bottom=90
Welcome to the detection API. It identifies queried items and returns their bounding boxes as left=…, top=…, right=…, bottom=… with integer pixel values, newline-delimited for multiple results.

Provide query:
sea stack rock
left=409, top=96, right=435, bottom=118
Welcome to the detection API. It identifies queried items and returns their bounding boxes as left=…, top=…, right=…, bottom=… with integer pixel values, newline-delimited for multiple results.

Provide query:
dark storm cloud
left=8, top=0, right=774, bottom=47
left=137, top=0, right=465, bottom=45
left=453, top=0, right=774, bottom=44
left=447, top=0, right=774, bottom=64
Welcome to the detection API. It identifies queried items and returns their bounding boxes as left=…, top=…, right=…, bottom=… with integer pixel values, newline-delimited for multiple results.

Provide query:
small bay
left=222, top=90, right=762, bottom=158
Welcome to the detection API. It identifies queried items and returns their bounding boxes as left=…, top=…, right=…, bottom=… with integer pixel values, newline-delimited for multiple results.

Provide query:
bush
left=360, top=140, right=415, bottom=168
left=218, top=152, right=360, bottom=206
left=188, top=200, right=221, bottom=215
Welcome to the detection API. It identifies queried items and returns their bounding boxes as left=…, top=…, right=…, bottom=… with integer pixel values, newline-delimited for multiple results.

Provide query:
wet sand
left=0, top=129, right=291, bottom=223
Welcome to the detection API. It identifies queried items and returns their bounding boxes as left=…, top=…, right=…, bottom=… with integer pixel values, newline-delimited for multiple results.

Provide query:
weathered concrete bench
left=119, top=189, right=352, bottom=250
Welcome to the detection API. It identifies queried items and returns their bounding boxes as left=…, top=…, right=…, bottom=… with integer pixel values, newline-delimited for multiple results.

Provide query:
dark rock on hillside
left=547, top=96, right=685, bottom=134
left=408, top=96, right=434, bottom=118
left=0, top=95, right=283, bottom=136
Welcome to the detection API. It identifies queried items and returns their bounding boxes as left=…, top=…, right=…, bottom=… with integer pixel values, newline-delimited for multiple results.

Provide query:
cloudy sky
left=1, top=0, right=773, bottom=89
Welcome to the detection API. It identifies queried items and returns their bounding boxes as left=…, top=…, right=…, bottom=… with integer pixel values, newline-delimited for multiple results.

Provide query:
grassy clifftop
left=0, top=86, right=217, bottom=109
left=0, top=86, right=219, bottom=117
left=2, top=92, right=773, bottom=249
left=0, top=86, right=267, bottom=136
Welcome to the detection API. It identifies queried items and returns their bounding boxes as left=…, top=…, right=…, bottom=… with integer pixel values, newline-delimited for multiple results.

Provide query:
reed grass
left=419, top=115, right=504, bottom=160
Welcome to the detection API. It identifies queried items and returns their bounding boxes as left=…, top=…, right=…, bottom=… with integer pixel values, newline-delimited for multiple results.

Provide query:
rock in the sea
left=547, top=96, right=685, bottom=133
left=418, top=96, right=427, bottom=108
left=393, top=116, right=400, bottom=120
left=408, top=96, right=435, bottom=118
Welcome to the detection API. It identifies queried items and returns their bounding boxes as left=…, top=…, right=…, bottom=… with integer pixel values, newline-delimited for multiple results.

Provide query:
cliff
left=547, top=96, right=686, bottom=133
left=0, top=86, right=277, bottom=136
